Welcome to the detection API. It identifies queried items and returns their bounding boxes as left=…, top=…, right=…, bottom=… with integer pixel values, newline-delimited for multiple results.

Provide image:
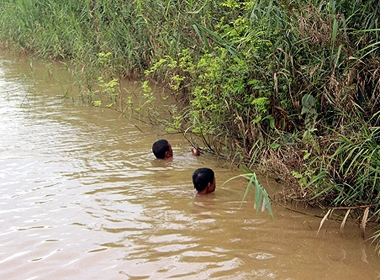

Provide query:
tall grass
left=0, top=0, right=156, bottom=76
left=298, top=113, right=380, bottom=207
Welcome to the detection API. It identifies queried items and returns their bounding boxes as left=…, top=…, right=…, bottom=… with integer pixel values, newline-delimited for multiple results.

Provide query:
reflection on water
left=0, top=49, right=379, bottom=280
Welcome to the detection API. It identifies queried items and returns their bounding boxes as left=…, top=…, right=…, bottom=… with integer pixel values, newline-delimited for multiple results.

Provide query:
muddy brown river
left=0, top=48, right=379, bottom=279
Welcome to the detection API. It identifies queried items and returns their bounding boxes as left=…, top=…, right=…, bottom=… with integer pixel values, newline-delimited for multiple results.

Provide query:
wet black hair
left=152, top=139, right=170, bottom=159
left=192, top=168, right=214, bottom=192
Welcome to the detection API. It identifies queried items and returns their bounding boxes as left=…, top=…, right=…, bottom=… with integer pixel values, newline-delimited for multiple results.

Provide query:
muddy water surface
left=0, top=49, right=379, bottom=280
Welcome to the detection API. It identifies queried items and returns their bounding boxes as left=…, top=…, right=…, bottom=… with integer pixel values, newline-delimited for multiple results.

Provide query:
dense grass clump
left=0, top=0, right=379, bottom=247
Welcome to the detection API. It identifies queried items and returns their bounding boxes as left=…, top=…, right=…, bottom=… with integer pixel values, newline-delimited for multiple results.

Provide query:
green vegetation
left=222, top=165, right=274, bottom=221
left=0, top=0, right=379, bottom=250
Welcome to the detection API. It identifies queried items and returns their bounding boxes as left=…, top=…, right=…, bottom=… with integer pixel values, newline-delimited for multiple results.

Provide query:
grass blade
left=340, top=209, right=351, bottom=235
left=360, top=207, right=370, bottom=239
left=317, top=209, right=332, bottom=236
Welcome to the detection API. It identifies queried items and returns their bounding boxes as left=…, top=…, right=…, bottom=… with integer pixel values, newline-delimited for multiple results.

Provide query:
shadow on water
left=0, top=48, right=379, bottom=279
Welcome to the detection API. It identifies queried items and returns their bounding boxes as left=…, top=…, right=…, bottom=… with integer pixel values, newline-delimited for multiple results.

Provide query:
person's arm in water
left=191, top=147, right=200, bottom=156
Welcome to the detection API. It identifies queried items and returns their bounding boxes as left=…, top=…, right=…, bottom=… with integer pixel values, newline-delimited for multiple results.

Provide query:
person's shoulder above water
left=152, top=139, right=173, bottom=159
left=192, top=167, right=216, bottom=195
